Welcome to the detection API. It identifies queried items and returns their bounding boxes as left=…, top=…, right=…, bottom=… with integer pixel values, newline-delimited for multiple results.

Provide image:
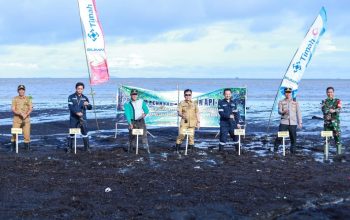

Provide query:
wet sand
left=0, top=118, right=350, bottom=219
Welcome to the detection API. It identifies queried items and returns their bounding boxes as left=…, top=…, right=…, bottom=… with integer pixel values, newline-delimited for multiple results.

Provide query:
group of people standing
left=5, top=83, right=344, bottom=157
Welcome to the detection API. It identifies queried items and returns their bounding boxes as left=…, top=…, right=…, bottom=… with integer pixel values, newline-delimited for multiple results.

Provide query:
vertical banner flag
left=279, top=7, right=327, bottom=98
left=78, top=0, right=109, bottom=85
left=267, top=7, right=326, bottom=131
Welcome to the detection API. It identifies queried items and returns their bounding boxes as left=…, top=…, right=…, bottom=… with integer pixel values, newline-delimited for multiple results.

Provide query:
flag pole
left=77, top=0, right=100, bottom=131
left=266, top=10, right=321, bottom=134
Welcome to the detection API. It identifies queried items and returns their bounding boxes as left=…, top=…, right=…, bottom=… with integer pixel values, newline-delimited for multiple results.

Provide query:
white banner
left=78, top=0, right=109, bottom=85
left=280, top=7, right=327, bottom=97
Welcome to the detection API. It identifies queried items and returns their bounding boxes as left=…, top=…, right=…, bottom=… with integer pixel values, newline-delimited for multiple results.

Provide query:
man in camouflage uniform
left=321, top=87, right=343, bottom=155
left=11, top=85, right=33, bottom=151
left=175, top=89, right=200, bottom=152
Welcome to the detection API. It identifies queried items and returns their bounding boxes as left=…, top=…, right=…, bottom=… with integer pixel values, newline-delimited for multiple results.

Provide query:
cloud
left=1, top=0, right=350, bottom=44
left=0, top=0, right=349, bottom=78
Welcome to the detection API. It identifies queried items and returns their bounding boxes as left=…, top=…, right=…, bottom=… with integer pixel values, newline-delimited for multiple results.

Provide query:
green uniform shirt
left=321, top=97, right=341, bottom=128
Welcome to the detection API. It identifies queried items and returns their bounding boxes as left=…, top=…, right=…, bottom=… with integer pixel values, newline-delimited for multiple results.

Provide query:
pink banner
left=78, top=0, right=109, bottom=85
left=90, top=60, right=109, bottom=85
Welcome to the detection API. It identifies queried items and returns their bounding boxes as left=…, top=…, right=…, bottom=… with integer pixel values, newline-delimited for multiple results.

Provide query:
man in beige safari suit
left=274, top=87, right=302, bottom=154
left=175, top=89, right=200, bottom=152
left=11, top=85, right=33, bottom=151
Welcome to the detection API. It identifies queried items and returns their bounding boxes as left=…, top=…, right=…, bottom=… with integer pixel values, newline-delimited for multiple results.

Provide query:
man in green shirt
left=124, top=89, right=150, bottom=153
left=321, top=86, right=343, bottom=155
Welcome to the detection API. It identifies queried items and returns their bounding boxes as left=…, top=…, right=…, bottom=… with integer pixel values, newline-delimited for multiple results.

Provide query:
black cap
left=130, top=89, right=138, bottom=95
left=284, top=87, right=292, bottom=93
left=17, top=85, right=25, bottom=91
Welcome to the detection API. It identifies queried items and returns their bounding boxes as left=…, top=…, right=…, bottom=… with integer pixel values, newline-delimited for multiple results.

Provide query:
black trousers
left=219, top=120, right=238, bottom=146
left=274, top=124, right=297, bottom=149
left=70, top=117, right=88, bottom=138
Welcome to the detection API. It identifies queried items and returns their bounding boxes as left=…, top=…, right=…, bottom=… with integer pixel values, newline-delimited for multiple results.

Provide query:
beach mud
left=0, top=118, right=350, bottom=219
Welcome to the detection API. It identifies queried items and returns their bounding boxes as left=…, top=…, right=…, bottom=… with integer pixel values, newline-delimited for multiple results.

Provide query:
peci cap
left=284, top=87, right=292, bottom=93
left=130, top=89, right=138, bottom=95
left=17, top=85, right=25, bottom=91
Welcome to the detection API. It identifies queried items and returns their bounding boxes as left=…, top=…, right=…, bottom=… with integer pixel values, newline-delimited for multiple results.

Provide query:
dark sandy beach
left=0, top=116, right=350, bottom=219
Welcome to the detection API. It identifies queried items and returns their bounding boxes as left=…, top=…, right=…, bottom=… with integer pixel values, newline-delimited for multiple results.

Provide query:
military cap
left=284, top=87, right=292, bottom=93
left=17, top=85, right=25, bottom=91
left=130, top=89, right=138, bottom=95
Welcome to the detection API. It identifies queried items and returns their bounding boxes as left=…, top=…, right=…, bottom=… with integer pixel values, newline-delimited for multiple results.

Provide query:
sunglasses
left=184, top=94, right=192, bottom=96
left=131, top=93, right=138, bottom=95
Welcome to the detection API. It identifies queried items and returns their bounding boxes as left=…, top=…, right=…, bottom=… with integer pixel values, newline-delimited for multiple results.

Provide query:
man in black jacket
left=217, top=88, right=241, bottom=151
left=67, top=82, right=92, bottom=153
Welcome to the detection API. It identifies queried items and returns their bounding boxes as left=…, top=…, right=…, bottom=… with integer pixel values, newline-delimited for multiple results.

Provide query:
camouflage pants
left=324, top=122, right=342, bottom=154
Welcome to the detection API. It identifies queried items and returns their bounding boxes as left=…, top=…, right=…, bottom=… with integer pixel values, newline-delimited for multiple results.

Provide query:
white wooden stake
left=11, top=128, right=22, bottom=154
left=132, top=129, right=144, bottom=155
left=278, top=131, right=289, bottom=157
left=238, top=135, right=241, bottom=156
left=321, top=131, right=333, bottom=162
left=324, top=136, right=329, bottom=161
left=74, top=134, right=77, bottom=154
left=69, top=128, right=81, bottom=155
left=234, top=129, right=245, bottom=156
left=16, top=133, right=19, bottom=154
left=185, top=134, right=189, bottom=156
left=136, top=134, right=141, bottom=155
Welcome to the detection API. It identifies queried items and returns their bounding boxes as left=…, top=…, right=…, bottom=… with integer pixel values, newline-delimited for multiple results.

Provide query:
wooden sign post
left=182, top=129, right=194, bottom=155
left=132, top=129, right=144, bottom=155
left=69, top=128, right=81, bottom=154
left=278, top=131, right=289, bottom=156
left=11, top=128, right=23, bottom=154
left=234, top=129, right=245, bottom=155
left=321, top=131, right=333, bottom=161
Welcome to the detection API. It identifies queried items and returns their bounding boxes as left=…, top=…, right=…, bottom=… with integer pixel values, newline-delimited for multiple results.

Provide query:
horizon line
left=0, top=77, right=349, bottom=80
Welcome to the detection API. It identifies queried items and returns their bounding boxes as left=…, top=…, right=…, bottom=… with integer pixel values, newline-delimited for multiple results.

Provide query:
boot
left=10, top=142, right=16, bottom=152
left=83, top=137, right=91, bottom=153
left=188, top=145, right=195, bottom=152
left=234, top=143, right=239, bottom=152
left=175, top=144, right=181, bottom=152
left=66, top=137, right=73, bottom=153
left=273, top=143, right=278, bottom=152
left=290, top=146, right=296, bottom=154
left=336, top=144, right=342, bottom=155
left=218, top=144, right=224, bottom=152
left=208, top=146, right=216, bottom=150
left=143, top=143, right=150, bottom=154
left=24, top=142, right=31, bottom=151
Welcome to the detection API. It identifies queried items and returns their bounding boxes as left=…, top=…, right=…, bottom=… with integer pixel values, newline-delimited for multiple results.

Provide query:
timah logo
left=293, top=61, right=301, bottom=73
left=88, top=29, right=99, bottom=41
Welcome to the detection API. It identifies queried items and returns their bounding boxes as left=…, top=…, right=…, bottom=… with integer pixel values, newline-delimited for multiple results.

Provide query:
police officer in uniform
left=67, top=82, right=92, bottom=153
left=175, top=89, right=200, bottom=152
left=215, top=88, right=241, bottom=151
left=11, top=85, right=33, bottom=151
left=321, top=87, right=343, bottom=155
left=274, top=87, right=302, bottom=154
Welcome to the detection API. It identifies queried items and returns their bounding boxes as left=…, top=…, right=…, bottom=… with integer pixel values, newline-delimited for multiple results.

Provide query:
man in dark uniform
left=67, top=82, right=92, bottom=153
left=213, top=88, right=241, bottom=151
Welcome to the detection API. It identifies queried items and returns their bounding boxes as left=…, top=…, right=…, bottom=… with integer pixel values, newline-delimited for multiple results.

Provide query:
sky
left=0, top=0, right=349, bottom=79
